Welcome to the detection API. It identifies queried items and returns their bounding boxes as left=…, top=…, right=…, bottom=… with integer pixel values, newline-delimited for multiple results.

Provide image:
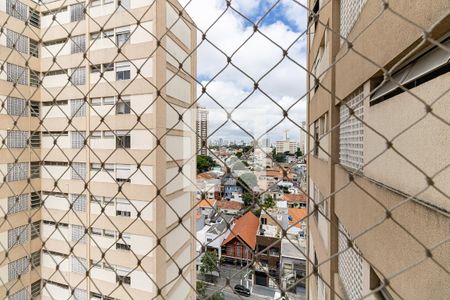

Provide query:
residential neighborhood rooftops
left=197, top=172, right=217, bottom=180
left=216, top=200, right=243, bottom=211
left=288, top=208, right=307, bottom=228
left=206, top=215, right=234, bottom=235
left=222, top=211, right=259, bottom=249
left=197, top=199, right=217, bottom=209
left=282, top=193, right=306, bottom=203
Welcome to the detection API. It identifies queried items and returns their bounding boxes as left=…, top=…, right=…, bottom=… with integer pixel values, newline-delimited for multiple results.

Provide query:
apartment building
left=196, top=106, right=208, bottom=156
left=0, top=0, right=197, bottom=299
left=307, top=0, right=449, bottom=299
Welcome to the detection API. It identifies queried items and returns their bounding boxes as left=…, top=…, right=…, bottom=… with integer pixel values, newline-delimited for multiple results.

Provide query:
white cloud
left=179, top=0, right=307, bottom=141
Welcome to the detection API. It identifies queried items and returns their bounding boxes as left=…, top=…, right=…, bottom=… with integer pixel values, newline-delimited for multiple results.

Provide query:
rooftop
left=197, top=199, right=217, bottom=209
left=222, top=211, right=259, bottom=249
left=216, top=200, right=243, bottom=211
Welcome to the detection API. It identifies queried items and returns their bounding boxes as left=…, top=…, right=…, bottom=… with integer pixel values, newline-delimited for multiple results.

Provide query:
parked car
left=234, top=284, right=251, bottom=297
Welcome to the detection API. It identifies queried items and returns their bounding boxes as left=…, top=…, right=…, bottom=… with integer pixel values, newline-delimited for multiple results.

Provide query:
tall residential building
left=196, top=107, right=208, bottom=155
left=307, top=0, right=449, bottom=300
left=0, top=0, right=197, bottom=299
left=276, top=131, right=298, bottom=154
left=298, top=121, right=306, bottom=155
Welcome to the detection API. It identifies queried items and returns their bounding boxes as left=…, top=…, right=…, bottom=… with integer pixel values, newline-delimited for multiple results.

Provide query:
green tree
left=196, top=281, right=206, bottom=299
left=200, top=251, right=219, bottom=279
left=210, top=293, right=225, bottom=300
left=273, top=152, right=287, bottom=163
left=197, top=155, right=217, bottom=173
left=262, top=194, right=276, bottom=209
left=296, top=147, right=303, bottom=158
left=242, top=192, right=254, bottom=207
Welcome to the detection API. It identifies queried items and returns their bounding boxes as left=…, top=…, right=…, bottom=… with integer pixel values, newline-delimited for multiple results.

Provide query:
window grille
left=116, top=29, right=130, bottom=46
left=30, top=132, right=41, bottom=148
left=6, top=29, right=29, bottom=54
left=31, top=280, right=41, bottom=297
left=6, top=0, right=28, bottom=22
left=31, top=221, right=40, bottom=240
left=71, top=131, right=85, bottom=148
left=30, top=101, right=40, bottom=117
left=70, top=67, right=86, bottom=85
left=30, top=161, right=41, bottom=179
left=71, top=99, right=86, bottom=117
left=28, top=7, right=40, bottom=28
left=7, top=162, right=28, bottom=182
left=7, top=63, right=28, bottom=85
left=30, top=192, right=41, bottom=209
left=116, top=131, right=131, bottom=148
left=116, top=97, right=131, bottom=114
left=71, top=35, right=86, bottom=54
left=8, top=288, right=29, bottom=300
left=30, top=70, right=40, bottom=87
left=6, top=96, right=28, bottom=116
left=71, top=162, right=86, bottom=180
left=71, top=193, right=86, bottom=212
left=340, top=0, right=367, bottom=40
left=8, top=225, right=28, bottom=249
left=29, top=39, right=39, bottom=57
left=72, top=256, right=87, bottom=273
left=7, top=194, right=29, bottom=214
left=339, top=87, right=364, bottom=171
left=339, top=222, right=364, bottom=300
left=6, top=130, right=28, bottom=148
left=70, top=3, right=85, bottom=23
left=31, top=251, right=41, bottom=269
left=71, top=225, right=86, bottom=244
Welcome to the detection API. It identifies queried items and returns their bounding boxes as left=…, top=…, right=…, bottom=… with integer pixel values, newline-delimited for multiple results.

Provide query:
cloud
left=180, top=0, right=308, bottom=142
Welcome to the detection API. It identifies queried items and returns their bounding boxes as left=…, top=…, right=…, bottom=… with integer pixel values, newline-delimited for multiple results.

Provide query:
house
left=221, top=211, right=259, bottom=265
left=197, top=199, right=217, bottom=218
left=216, top=200, right=243, bottom=215
left=222, top=175, right=243, bottom=200
left=196, top=172, right=221, bottom=200
left=204, top=215, right=234, bottom=259
left=280, top=238, right=306, bottom=295
left=282, top=193, right=307, bottom=208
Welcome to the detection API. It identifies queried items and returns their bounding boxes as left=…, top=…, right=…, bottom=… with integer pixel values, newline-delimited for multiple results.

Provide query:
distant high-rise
left=196, top=107, right=208, bottom=155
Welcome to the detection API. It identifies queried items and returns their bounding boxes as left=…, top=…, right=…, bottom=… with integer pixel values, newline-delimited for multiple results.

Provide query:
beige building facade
left=307, top=0, right=449, bottom=299
left=0, top=0, right=197, bottom=299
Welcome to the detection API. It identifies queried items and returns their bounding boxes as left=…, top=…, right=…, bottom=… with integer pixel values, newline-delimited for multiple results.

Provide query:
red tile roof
left=222, top=211, right=259, bottom=249
left=216, top=200, right=243, bottom=211
left=282, top=193, right=306, bottom=202
left=197, top=199, right=217, bottom=208
left=288, top=208, right=307, bottom=228
left=197, top=172, right=215, bottom=180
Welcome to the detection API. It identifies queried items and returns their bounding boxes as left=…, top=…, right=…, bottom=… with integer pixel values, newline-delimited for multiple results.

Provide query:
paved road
left=204, top=285, right=268, bottom=300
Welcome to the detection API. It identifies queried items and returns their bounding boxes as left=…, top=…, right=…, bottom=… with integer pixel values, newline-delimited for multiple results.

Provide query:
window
left=91, top=98, right=102, bottom=106
left=339, top=87, right=364, bottom=171
left=7, top=130, right=28, bottom=148
left=7, top=63, right=28, bottom=85
left=116, top=242, right=131, bottom=251
left=30, top=69, right=40, bottom=87
left=31, top=192, right=41, bottom=209
left=103, top=30, right=114, bottom=39
left=72, top=225, right=86, bottom=244
left=43, top=38, right=67, bottom=47
left=103, top=131, right=114, bottom=138
left=116, top=274, right=131, bottom=285
left=71, top=131, right=85, bottom=148
left=7, top=194, right=28, bottom=214
left=7, top=162, right=28, bottom=182
left=31, top=250, right=41, bottom=269
left=8, top=256, right=29, bottom=281
left=116, top=96, right=131, bottom=114
left=71, top=67, right=86, bottom=85
left=30, top=161, right=41, bottom=179
left=72, top=162, right=86, bottom=180
left=31, top=221, right=40, bottom=239
left=71, top=35, right=86, bottom=54
left=116, top=62, right=131, bottom=80
left=8, top=225, right=28, bottom=249
left=29, top=39, right=39, bottom=57
left=103, top=96, right=115, bottom=105
left=91, top=131, right=102, bottom=139
left=72, top=256, right=87, bottom=273
left=72, top=193, right=87, bottom=212
left=103, top=63, right=114, bottom=72
left=71, top=99, right=86, bottom=117
left=116, top=131, right=131, bottom=148
left=30, top=101, right=40, bottom=117
left=116, top=29, right=131, bottom=46
left=9, top=288, right=29, bottom=300
left=90, top=228, right=102, bottom=236
left=116, top=210, right=131, bottom=217
left=6, top=29, right=29, bottom=54
left=30, top=132, right=41, bottom=148
left=103, top=229, right=115, bottom=238
left=31, top=280, right=41, bottom=297
left=90, top=64, right=102, bottom=73
left=6, top=0, right=28, bottom=22
left=29, top=7, right=40, bottom=28
left=70, top=3, right=85, bottom=22
left=340, top=0, right=366, bottom=40
left=74, top=288, right=88, bottom=300
left=6, top=97, right=28, bottom=116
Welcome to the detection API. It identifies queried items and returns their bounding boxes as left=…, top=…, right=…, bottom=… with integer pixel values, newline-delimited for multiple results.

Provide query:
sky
left=179, top=0, right=308, bottom=143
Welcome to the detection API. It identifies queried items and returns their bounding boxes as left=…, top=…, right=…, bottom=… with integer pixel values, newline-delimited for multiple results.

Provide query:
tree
left=262, top=194, right=276, bottom=209
left=296, top=147, right=303, bottom=158
left=197, top=155, right=217, bottom=173
left=273, top=152, right=287, bottom=163
left=210, top=293, right=225, bottom=300
left=242, top=192, right=254, bottom=207
left=196, top=281, right=206, bottom=299
left=200, top=251, right=219, bottom=281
